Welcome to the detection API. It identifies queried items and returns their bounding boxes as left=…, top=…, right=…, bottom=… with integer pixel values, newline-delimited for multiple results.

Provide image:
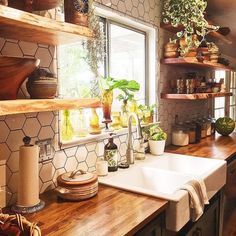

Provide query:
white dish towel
left=180, top=178, right=209, bottom=221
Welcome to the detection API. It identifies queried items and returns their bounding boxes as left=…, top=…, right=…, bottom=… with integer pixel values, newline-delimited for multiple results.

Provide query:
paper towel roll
left=18, top=144, right=40, bottom=207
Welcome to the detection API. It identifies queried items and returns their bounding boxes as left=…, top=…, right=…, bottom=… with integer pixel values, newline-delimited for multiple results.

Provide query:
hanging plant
left=162, top=0, right=219, bottom=55
left=82, top=0, right=105, bottom=78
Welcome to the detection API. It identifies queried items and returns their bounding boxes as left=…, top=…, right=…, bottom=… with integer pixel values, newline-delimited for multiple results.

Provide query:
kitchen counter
left=23, top=185, right=168, bottom=236
left=166, top=132, right=236, bottom=162
left=9, top=133, right=236, bottom=235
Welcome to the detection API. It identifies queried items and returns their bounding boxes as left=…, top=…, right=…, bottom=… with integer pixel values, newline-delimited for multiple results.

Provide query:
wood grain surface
left=0, top=98, right=102, bottom=116
left=165, top=132, right=236, bottom=162
left=0, top=5, right=93, bottom=45
left=22, top=186, right=168, bottom=236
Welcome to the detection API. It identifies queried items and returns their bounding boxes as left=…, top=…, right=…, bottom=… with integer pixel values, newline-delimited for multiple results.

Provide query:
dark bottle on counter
left=195, top=121, right=202, bottom=143
left=104, top=134, right=118, bottom=172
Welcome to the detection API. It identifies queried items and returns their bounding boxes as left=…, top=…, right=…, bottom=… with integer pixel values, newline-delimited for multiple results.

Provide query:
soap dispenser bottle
left=104, top=134, right=118, bottom=172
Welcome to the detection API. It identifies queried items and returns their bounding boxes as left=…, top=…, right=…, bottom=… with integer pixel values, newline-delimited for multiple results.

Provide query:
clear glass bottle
left=89, top=108, right=101, bottom=135
left=172, top=122, right=189, bottom=146
left=111, top=112, right=122, bottom=130
left=198, top=118, right=207, bottom=138
left=121, top=101, right=129, bottom=127
left=185, top=120, right=196, bottom=144
left=74, top=109, right=88, bottom=137
left=61, top=110, right=74, bottom=141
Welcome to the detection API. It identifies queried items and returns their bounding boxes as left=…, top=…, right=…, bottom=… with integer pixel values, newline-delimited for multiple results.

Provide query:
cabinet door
left=225, top=159, right=236, bottom=198
left=185, top=197, right=219, bottom=236
left=135, top=215, right=163, bottom=236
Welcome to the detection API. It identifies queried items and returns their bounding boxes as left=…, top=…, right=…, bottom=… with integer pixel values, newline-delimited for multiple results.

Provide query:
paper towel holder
left=12, top=136, right=45, bottom=214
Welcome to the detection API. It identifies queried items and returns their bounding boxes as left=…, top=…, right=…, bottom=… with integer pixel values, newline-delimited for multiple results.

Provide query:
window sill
left=59, top=122, right=160, bottom=149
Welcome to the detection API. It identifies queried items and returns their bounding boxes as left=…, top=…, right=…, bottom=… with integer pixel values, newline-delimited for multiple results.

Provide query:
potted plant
left=146, top=124, right=167, bottom=156
left=162, top=0, right=219, bottom=55
left=138, top=104, right=156, bottom=124
left=100, top=77, right=140, bottom=130
left=26, top=68, right=57, bottom=99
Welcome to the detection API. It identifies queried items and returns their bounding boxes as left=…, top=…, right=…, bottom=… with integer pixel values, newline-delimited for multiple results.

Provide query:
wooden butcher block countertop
left=166, top=132, right=236, bottom=162
left=24, top=133, right=236, bottom=235
left=25, top=185, right=168, bottom=236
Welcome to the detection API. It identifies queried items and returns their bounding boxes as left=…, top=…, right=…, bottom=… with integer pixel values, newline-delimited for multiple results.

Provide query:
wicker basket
left=0, top=213, right=41, bottom=236
left=64, top=0, right=88, bottom=27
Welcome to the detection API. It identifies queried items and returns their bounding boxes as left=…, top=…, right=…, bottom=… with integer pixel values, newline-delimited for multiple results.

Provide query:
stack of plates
left=55, top=170, right=98, bottom=201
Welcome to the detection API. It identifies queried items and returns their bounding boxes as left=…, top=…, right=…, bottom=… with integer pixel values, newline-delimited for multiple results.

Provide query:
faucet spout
left=126, top=112, right=143, bottom=165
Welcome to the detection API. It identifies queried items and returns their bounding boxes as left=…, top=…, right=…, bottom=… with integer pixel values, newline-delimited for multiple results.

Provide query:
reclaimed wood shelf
left=161, top=92, right=233, bottom=100
left=0, top=98, right=101, bottom=116
left=0, top=5, right=93, bottom=45
left=161, top=57, right=231, bottom=71
left=160, top=22, right=232, bottom=45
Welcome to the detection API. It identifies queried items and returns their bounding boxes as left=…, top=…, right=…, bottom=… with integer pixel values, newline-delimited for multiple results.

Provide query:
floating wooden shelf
left=161, top=57, right=231, bottom=71
left=0, top=5, right=93, bottom=45
left=160, top=22, right=232, bottom=45
left=0, top=98, right=101, bottom=116
left=161, top=92, right=233, bottom=100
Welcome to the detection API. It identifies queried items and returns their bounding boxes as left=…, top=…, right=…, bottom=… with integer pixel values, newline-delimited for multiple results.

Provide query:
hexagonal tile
left=23, top=118, right=41, bottom=137
left=117, top=1, right=125, bottom=12
left=8, top=172, right=19, bottom=193
left=37, top=112, right=54, bottom=126
left=125, top=0, right=133, bottom=11
left=6, top=130, right=25, bottom=152
left=77, top=162, right=88, bottom=172
left=65, top=156, right=78, bottom=172
left=25, top=113, right=38, bottom=118
left=40, top=181, right=55, bottom=193
left=0, top=165, right=6, bottom=186
left=114, top=137, right=121, bottom=149
left=0, top=143, right=11, bottom=165
left=64, top=147, right=77, bottom=157
left=86, top=151, right=97, bottom=168
left=35, top=47, right=52, bottom=67
left=1, top=42, right=23, bottom=57
left=51, top=115, right=59, bottom=133
left=76, top=146, right=88, bottom=162
left=53, top=167, right=66, bottom=185
left=5, top=114, right=26, bottom=130
left=119, top=143, right=127, bottom=156
left=131, top=7, right=139, bottom=18
left=86, top=142, right=97, bottom=152
left=95, top=141, right=104, bottom=157
left=19, top=41, right=38, bottom=56
left=143, top=0, right=150, bottom=12
left=0, top=121, right=10, bottom=143
left=0, top=115, right=6, bottom=121
left=38, top=126, right=54, bottom=140
left=137, top=3, right=145, bottom=17
left=119, top=134, right=127, bottom=143
left=131, top=0, right=139, bottom=7
left=40, top=162, right=55, bottom=183
left=111, top=0, right=119, bottom=6
left=53, top=150, right=67, bottom=169
left=7, top=151, right=19, bottom=173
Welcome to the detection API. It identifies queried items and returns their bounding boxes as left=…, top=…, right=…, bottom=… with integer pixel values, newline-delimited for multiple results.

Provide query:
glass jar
left=61, top=110, right=74, bottom=141
left=89, top=108, right=101, bottom=135
left=172, top=123, right=189, bottom=146
left=198, top=118, right=207, bottom=138
left=206, top=118, right=212, bottom=136
left=111, top=112, right=122, bottom=130
left=185, top=121, right=196, bottom=144
left=74, top=109, right=88, bottom=137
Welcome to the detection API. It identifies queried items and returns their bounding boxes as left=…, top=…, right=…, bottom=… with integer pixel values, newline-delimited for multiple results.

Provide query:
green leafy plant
left=143, top=124, right=167, bottom=141
left=100, top=76, right=140, bottom=94
left=162, top=0, right=219, bottom=54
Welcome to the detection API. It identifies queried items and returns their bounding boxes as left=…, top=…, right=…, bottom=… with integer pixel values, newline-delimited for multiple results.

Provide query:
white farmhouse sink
left=99, top=153, right=227, bottom=231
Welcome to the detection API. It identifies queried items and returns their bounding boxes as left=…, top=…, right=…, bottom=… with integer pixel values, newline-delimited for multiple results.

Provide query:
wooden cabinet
left=135, top=214, right=164, bottom=236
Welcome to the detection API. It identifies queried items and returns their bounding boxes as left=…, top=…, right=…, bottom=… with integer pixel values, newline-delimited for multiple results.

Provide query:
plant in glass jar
left=162, top=0, right=219, bottom=55
left=138, top=104, right=156, bottom=124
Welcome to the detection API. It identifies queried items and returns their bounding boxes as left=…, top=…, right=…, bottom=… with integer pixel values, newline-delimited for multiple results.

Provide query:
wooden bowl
left=0, top=56, right=40, bottom=100
left=8, top=0, right=61, bottom=12
left=26, top=78, right=57, bottom=99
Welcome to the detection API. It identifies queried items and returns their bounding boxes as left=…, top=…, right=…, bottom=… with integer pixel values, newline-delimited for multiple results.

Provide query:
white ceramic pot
left=148, top=140, right=166, bottom=156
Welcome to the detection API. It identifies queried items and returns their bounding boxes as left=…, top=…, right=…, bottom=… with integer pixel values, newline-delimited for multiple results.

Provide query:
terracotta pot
left=64, top=0, right=88, bottom=26
left=8, top=0, right=60, bottom=12
left=0, top=56, right=40, bottom=100
left=26, top=77, right=57, bottom=99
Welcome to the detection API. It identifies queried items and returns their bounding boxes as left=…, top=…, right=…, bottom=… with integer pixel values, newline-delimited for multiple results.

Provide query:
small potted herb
left=144, top=124, right=167, bottom=155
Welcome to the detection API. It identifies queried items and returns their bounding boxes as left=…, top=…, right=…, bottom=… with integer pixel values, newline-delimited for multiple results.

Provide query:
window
left=58, top=12, right=154, bottom=144
left=214, top=70, right=226, bottom=119
left=229, top=71, right=236, bottom=120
